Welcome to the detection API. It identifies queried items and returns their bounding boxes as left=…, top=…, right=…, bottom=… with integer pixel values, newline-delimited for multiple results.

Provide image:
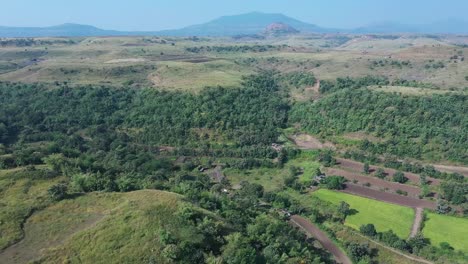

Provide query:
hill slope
left=0, top=189, right=224, bottom=264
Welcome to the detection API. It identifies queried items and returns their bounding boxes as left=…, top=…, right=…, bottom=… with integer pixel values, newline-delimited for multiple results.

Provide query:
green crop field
left=312, top=189, right=414, bottom=238
left=422, top=212, right=468, bottom=252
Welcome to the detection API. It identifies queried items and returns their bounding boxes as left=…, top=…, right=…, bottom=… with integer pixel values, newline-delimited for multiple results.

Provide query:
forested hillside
left=290, top=82, right=467, bottom=163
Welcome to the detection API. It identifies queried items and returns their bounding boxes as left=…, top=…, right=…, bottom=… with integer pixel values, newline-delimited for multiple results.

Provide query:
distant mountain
left=0, top=23, right=125, bottom=37
left=156, top=12, right=334, bottom=36
left=1, top=13, right=468, bottom=38
left=354, top=19, right=468, bottom=34
left=263, top=22, right=299, bottom=36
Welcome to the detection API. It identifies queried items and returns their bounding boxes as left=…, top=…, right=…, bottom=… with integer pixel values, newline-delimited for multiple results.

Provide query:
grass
left=422, top=212, right=468, bottom=251
left=0, top=167, right=64, bottom=250
left=312, top=189, right=414, bottom=238
left=224, top=150, right=321, bottom=191
left=224, top=167, right=286, bottom=191
left=334, top=225, right=417, bottom=264
left=1, top=190, right=217, bottom=264
left=1, top=36, right=468, bottom=90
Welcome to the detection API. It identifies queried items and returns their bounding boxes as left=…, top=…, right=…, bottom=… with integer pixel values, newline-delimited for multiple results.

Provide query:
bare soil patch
left=326, top=167, right=422, bottom=197
left=290, top=134, right=335, bottom=150
left=290, top=215, right=352, bottom=264
left=341, top=184, right=436, bottom=209
left=336, top=158, right=440, bottom=186
left=105, top=58, right=146, bottom=64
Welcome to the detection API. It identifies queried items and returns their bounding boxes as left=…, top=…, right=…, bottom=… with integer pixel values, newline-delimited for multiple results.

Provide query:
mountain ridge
left=1, top=12, right=468, bottom=37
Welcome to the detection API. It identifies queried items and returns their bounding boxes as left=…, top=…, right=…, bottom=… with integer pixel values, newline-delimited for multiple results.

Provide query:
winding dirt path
left=290, top=215, right=352, bottom=264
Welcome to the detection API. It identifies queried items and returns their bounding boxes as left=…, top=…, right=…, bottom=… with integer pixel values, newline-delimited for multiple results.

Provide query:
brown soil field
left=341, top=184, right=436, bottom=209
left=336, top=158, right=441, bottom=186
left=326, top=168, right=422, bottom=197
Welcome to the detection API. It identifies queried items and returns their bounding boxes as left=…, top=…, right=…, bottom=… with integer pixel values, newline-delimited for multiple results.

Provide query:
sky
left=1, top=0, right=467, bottom=30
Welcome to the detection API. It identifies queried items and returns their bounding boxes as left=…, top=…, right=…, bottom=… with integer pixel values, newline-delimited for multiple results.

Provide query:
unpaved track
left=341, top=184, right=436, bottom=209
left=290, top=215, right=352, bottom=264
left=432, top=164, right=468, bottom=177
left=410, top=208, right=424, bottom=238
left=336, top=158, right=440, bottom=186
left=326, top=167, right=422, bottom=197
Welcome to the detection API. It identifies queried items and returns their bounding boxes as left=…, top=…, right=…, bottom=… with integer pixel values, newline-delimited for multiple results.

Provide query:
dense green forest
left=1, top=72, right=467, bottom=262
left=291, top=84, right=467, bottom=163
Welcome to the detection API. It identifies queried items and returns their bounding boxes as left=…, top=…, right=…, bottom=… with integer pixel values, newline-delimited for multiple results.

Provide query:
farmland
left=312, top=189, right=415, bottom=238
left=423, top=212, right=468, bottom=251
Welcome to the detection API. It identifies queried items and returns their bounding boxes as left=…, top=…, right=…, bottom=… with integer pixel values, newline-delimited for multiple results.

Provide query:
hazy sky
left=1, top=0, right=467, bottom=30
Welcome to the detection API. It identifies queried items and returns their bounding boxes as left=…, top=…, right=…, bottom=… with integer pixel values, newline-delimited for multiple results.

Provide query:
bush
left=360, top=224, right=377, bottom=237
left=393, top=171, right=408, bottom=184
left=323, top=176, right=346, bottom=190
left=47, top=183, right=68, bottom=201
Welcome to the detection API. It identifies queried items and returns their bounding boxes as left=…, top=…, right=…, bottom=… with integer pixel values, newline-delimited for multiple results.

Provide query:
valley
left=0, top=12, right=467, bottom=264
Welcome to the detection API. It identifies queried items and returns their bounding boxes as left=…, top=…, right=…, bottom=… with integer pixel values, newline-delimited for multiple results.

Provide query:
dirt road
left=410, top=208, right=424, bottom=238
left=341, top=184, right=436, bottom=209
left=432, top=164, right=468, bottom=177
left=290, top=215, right=352, bottom=264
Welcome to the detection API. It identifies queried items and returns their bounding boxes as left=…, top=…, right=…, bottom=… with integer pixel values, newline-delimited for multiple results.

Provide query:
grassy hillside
left=0, top=166, right=64, bottom=250
left=0, top=189, right=226, bottom=264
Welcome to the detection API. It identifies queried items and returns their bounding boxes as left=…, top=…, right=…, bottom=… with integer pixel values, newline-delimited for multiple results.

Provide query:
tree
left=323, top=176, right=346, bottom=190
left=221, top=233, right=256, bottom=264
left=319, top=151, right=336, bottom=167
left=375, top=168, right=385, bottom=179
left=363, top=163, right=370, bottom=174
left=393, top=171, right=408, bottom=184
left=338, top=201, right=351, bottom=220
left=347, top=242, right=371, bottom=262
left=47, top=183, right=68, bottom=201
left=407, top=233, right=429, bottom=253
left=360, top=224, right=377, bottom=237
left=419, top=174, right=427, bottom=185
left=436, top=199, right=450, bottom=214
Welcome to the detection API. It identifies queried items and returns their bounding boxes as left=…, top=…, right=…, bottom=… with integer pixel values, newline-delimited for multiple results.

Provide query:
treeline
left=0, top=38, right=76, bottom=47
left=186, top=44, right=287, bottom=53
left=290, top=88, right=467, bottom=163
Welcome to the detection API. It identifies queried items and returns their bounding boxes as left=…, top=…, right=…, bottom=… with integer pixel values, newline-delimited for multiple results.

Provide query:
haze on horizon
left=1, top=0, right=468, bottom=31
